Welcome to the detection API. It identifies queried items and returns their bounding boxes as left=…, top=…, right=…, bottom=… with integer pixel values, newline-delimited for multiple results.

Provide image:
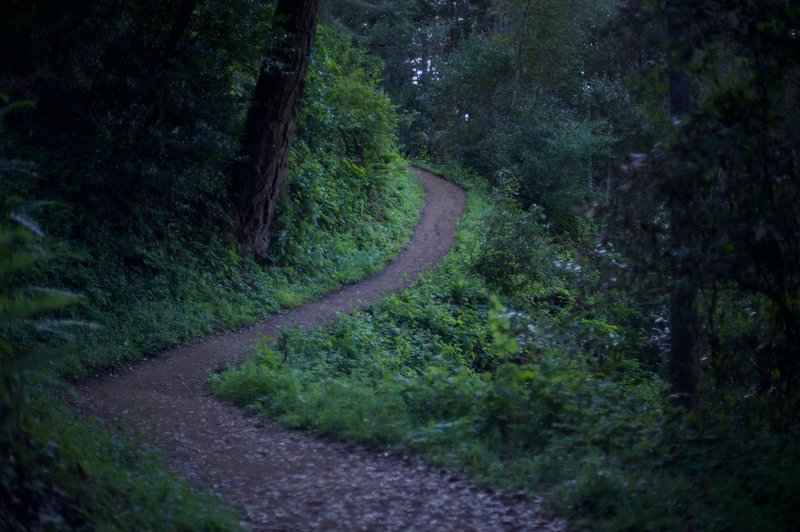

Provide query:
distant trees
left=0, top=0, right=271, bottom=223
left=357, top=0, right=800, bottom=412
left=666, top=0, right=800, bottom=405
left=606, top=0, right=800, bottom=408
left=415, top=0, right=614, bottom=230
left=4, top=0, right=798, bottom=412
left=230, top=0, right=321, bottom=261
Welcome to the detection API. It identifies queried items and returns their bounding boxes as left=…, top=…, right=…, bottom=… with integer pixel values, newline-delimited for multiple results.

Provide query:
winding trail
left=79, top=167, right=563, bottom=531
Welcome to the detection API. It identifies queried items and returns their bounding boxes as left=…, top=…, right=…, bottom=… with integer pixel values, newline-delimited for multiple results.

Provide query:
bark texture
left=230, top=0, right=321, bottom=261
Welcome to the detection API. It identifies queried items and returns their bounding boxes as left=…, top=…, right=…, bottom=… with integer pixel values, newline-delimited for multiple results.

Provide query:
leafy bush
left=215, top=164, right=799, bottom=530
left=7, top=22, right=423, bottom=380
left=475, top=194, right=560, bottom=296
left=0, top=113, right=237, bottom=528
left=2, top=384, right=240, bottom=530
left=2, top=17, right=425, bottom=527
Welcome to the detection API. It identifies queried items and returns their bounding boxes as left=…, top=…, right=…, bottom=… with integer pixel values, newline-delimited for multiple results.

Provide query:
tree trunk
left=164, top=0, right=198, bottom=61
left=666, top=0, right=698, bottom=408
left=230, top=0, right=321, bottom=261
left=510, top=0, right=532, bottom=110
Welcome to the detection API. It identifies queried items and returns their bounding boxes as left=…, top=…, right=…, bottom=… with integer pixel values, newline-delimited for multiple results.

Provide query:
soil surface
left=79, top=167, right=565, bottom=531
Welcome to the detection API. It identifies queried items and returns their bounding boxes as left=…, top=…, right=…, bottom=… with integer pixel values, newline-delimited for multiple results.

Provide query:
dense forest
left=2, top=0, right=799, bottom=529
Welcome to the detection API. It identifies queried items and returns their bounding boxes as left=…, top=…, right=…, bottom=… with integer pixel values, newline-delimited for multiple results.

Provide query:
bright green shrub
left=216, top=163, right=799, bottom=530
left=0, top=122, right=237, bottom=528
left=2, top=15, right=425, bottom=528
left=2, top=385, right=240, bottom=530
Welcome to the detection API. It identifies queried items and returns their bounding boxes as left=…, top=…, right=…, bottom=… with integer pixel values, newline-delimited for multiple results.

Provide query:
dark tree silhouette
left=164, top=0, right=198, bottom=61
left=666, top=0, right=698, bottom=408
left=230, top=0, right=321, bottom=261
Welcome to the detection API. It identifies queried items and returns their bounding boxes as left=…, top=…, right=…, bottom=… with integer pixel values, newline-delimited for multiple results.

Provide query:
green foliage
left=271, top=27, right=412, bottom=272
left=491, top=92, right=609, bottom=230
left=0, top=22, right=425, bottom=380
left=301, top=27, right=399, bottom=164
left=613, top=0, right=800, bottom=404
left=423, top=31, right=613, bottom=232
left=0, top=106, right=236, bottom=528
left=475, top=195, right=560, bottom=295
left=1, top=11, right=425, bottom=527
left=215, top=164, right=799, bottom=529
left=0, top=96, right=84, bottom=416
left=2, top=384, right=240, bottom=530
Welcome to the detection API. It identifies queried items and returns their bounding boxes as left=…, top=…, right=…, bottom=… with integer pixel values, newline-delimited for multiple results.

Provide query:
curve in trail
left=79, top=167, right=563, bottom=531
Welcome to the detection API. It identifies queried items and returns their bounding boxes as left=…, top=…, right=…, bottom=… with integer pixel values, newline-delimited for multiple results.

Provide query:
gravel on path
left=79, top=167, right=565, bottom=531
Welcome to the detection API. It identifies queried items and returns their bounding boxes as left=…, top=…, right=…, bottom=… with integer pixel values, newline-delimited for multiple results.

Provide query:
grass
left=3, top=163, right=424, bottom=529
left=213, top=161, right=800, bottom=530
left=54, top=162, right=424, bottom=380
left=2, top=381, right=242, bottom=530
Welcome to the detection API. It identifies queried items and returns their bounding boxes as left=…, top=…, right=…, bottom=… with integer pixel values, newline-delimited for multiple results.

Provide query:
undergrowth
left=1, top=19, right=421, bottom=530
left=54, top=162, right=422, bottom=380
left=0, top=159, right=422, bottom=529
left=1, top=380, right=241, bottom=530
left=1, top=162, right=422, bottom=529
left=214, top=162, right=800, bottom=530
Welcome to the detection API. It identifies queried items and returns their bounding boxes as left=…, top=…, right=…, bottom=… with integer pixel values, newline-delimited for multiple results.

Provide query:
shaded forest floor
left=78, top=168, right=563, bottom=530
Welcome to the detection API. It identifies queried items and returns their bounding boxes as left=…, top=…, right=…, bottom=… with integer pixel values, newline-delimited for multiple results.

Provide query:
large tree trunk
left=666, top=0, right=698, bottom=408
left=164, top=0, right=198, bottom=61
left=230, top=0, right=321, bottom=261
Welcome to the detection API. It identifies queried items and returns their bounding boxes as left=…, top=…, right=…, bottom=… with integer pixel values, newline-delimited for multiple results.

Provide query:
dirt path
left=79, top=167, right=564, bottom=531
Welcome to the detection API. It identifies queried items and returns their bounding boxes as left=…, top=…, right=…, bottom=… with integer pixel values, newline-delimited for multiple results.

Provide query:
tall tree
left=230, top=0, right=321, bottom=261
left=665, top=0, right=697, bottom=408
left=164, top=0, right=199, bottom=61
